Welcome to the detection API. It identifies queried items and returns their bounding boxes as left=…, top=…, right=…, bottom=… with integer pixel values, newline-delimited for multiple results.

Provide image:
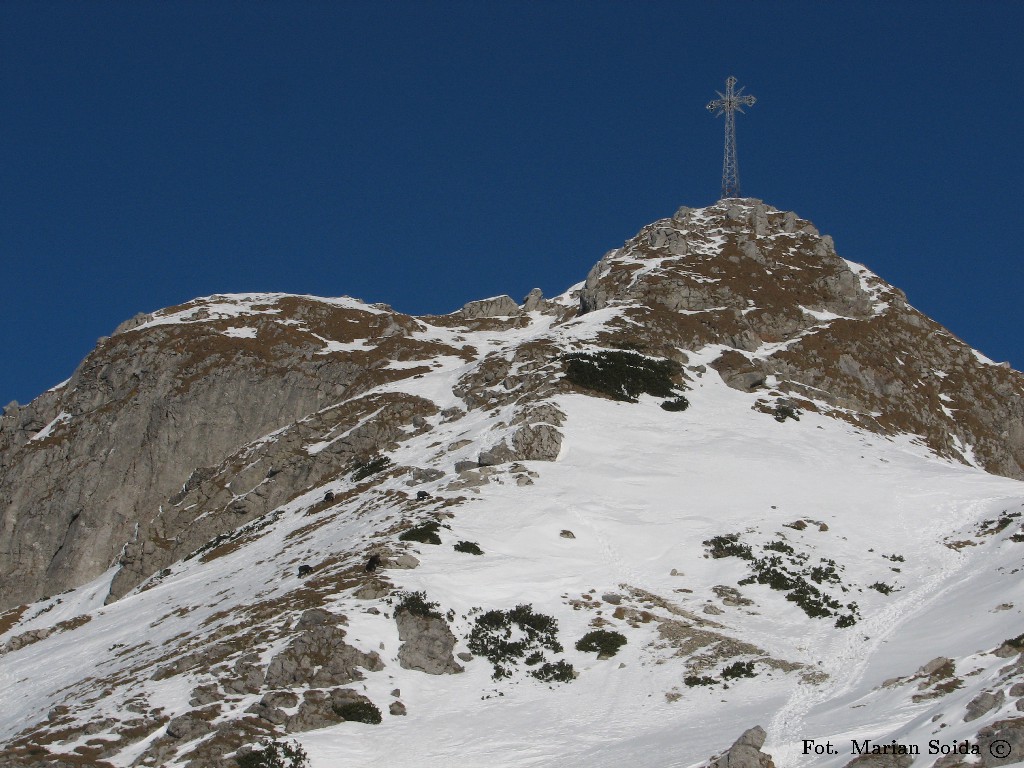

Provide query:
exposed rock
left=711, top=351, right=767, bottom=392
left=295, top=608, right=338, bottom=630
left=964, top=690, right=1005, bottom=722
left=707, top=725, right=775, bottom=768
left=978, top=717, right=1024, bottom=766
left=0, top=294, right=446, bottom=610
left=221, top=654, right=265, bottom=695
left=246, top=691, right=299, bottom=726
left=189, top=684, right=220, bottom=707
left=560, top=530, right=576, bottom=539
left=460, top=295, right=521, bottom=319
left=713, top=585, right=753, bottom=607
left=165, top=709, right=215, bottom=741
left=479, top=421, right=563, bottom=466
left=920, top=657, right=955, bottom=676
left=408, top=467, right=445, bottom=485
left=389, top=700, right=408, bottom=716
left=263, top=624, right=383, bottom=689
left=454, top=460, right=479, bottom=473
left=844, top=753, right=914, bottom=768
left=353, top=581, right=389, bottom=600
left=522, top=288, right=551, bottom=312
left=395, top=610, right=463, bottom=675
left=286, top=688, right=379, bottom=732
left=391, top=554, right=420, bottom=569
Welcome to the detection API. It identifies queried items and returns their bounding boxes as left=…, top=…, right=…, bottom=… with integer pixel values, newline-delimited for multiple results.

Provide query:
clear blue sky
left=2, top=1, right=1022, bottom=405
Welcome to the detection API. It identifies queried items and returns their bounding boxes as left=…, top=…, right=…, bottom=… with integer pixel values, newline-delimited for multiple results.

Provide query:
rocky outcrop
left=522, top=288, right=551, bottom=313
left=460, top=295, right=521, bottom=319
left=707, top=725, right=775, bottom=768
left=977, top=717, right=1024, bottom=766
left=965, top=690, right=1005, bottom=722
left=263, top=614, right=383, bottom=689
left=395, top=610, right=463, bottom=675
left=478, top=403, right=565, bottom=466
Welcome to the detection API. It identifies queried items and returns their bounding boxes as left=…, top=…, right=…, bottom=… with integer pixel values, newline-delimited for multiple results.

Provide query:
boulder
left=165, top=710, right=215, bottom=741
left=395, top=610, right=464, bottom=675
left=711, top=351, right=766, bottom=392
left=708, top=725, right=775, bottom=768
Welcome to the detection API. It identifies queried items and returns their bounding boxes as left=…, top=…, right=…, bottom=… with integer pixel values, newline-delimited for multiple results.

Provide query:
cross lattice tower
left=707, top=76, right=756, bottom=199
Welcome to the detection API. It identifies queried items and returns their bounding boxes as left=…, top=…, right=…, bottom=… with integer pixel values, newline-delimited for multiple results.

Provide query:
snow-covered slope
left=3, top=199, right=1024, bottom=768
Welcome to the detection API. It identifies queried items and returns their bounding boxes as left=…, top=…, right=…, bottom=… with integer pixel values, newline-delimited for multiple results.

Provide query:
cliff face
left=2, top=199, right=1022, bottom=615
left=0, top=295, right=473, bottom=609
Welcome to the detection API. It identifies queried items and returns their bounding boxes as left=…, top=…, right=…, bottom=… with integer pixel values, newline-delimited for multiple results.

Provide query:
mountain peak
left=576, top=200, right=1024, bottom=479
left=3, top=200, right=1024, bottom=768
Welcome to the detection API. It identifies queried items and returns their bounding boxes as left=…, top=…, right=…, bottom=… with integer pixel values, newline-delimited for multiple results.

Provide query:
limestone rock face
left=395, top=610, right=464, bottom=675
left=0, top=294, right=467, bottom=610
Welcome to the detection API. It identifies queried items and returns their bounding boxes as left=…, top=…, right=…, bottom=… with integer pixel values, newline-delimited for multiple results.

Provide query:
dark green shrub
left=351, top=454, right=391, bottom=481
left=530, top=660, right=575, bottom=683
left=808, top=560, right=841, bottom=585
left=399, top=521, right=441, bottom=545
left=721, top=661, right=756, bottom=680
left=707, top=533, right=860, bottom=626
left=869, top=582, right=894, bottom=595
left=236, top=740, right=309, bottom=768
left=395, top=591, right=441, bottom=619
left=684, top=675, right=716, bottom=687
left=774, top=404, right=800, bottom=422
left=563, top=351, right=681, bottom=403
left=835, top=613, right=857, bottom=628
left=454, top=540, right=484, bottom=555
left=466, top=603, right=563, bottom=680
left=332, top=700, right=382, bottom=724
left=660, top=396, right=690, bottom=412
left=575, top=629, right=627, bottom=658
left=703, top=534, right=753, bottom=560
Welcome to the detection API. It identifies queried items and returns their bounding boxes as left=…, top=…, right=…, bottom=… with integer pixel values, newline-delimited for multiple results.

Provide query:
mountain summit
left=2, top=200, right=1024, bottom=768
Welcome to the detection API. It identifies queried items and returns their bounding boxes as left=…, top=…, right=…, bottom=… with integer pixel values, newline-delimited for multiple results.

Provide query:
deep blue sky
left=2, top=2, right=1023, bottom=405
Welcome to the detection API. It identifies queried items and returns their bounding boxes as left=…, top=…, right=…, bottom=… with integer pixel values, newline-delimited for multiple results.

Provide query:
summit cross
left=706, top=76, right=756, bottom=199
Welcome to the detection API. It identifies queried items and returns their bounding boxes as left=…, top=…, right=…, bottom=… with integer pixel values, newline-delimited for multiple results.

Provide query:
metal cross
left=707, top=76, right=756, bottom=199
